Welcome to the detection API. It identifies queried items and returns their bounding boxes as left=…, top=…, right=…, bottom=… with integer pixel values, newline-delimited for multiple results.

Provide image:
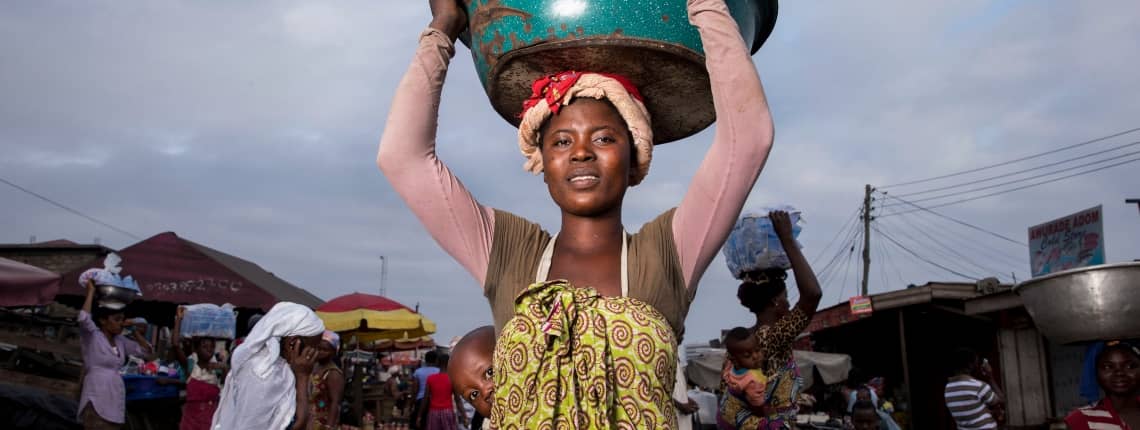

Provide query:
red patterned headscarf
left=519, top=71, right=645, bottom=117
left=516, top=71, right=654, bottom=186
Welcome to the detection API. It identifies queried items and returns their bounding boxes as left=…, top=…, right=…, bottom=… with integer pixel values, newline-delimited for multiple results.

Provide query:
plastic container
left=180, top=303, right=237, bottom=340
left=722, top=207, right=802, bottom=278
left=123, top=375, right=179, bottom=401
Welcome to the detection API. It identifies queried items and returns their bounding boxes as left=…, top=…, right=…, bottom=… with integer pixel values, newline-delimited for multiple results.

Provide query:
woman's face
left=852, top=409, right=881, bottom=430
left=540, top=98, right=635, bottom=217
left=97, top=313, right=126, bottom=335
left=1097, top=348, right=1140, bottom=396
left=766, top=290, right=791, bottom=319
left=282, top=334, right=323, bottom=355
left=317, top=340, right=336, bottom=362
left=196, top=339, right=216, bottom=360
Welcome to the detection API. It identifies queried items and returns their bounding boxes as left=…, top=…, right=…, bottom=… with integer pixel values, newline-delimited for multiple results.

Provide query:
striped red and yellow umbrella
left=316, top=293, right=436, bottom=343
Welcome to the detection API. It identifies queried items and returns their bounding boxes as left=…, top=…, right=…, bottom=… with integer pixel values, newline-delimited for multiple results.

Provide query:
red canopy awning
left=318, top=293, right=412, bottom=313
left=316, top=293, right=436, bottom=341
left=0, top=257, right=62, bottom=307
left=60, top=232, right=322, bottom=310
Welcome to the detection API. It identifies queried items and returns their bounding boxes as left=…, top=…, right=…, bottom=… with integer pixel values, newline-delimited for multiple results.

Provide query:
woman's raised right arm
left=78, top=281, right=98, bottom=334
left=376, top=12, right=495, bottom=286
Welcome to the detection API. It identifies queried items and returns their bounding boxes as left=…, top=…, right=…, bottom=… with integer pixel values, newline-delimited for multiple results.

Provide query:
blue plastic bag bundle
left=180, top=303, right=237, bottom=340
left=722, top=206, right=803, bottom=279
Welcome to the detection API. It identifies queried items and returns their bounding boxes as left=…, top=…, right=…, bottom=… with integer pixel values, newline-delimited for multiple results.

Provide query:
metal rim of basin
left=488, top=36, right=712, bottom=144
left=1012, top=261, right=1140, bottom=294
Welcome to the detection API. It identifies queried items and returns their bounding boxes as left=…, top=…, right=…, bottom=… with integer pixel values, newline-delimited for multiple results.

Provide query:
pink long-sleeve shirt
left=377, top=0, right=774, bottom=291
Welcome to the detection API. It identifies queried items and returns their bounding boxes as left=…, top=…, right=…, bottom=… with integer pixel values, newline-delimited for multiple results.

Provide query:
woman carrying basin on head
left=77, top=279, right=154, bottom=430
left=377, top=0, right=776, bottom=427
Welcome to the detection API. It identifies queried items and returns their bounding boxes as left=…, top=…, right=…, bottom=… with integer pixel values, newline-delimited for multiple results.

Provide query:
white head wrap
left=211, top=302, right=324, bottom=430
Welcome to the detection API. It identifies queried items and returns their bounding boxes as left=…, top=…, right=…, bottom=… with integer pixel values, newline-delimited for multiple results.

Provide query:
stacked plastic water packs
left=722, top=206, right=803, bottom=280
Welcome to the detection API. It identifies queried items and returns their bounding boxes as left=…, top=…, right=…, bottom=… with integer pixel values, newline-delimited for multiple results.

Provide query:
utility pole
left=861, top=184, right=873, bottom=297
left=379, top=255, right=388, bottom=297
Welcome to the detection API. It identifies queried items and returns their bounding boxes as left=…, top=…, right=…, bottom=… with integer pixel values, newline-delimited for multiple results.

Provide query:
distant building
left=0, top=239, right=113, bottom=274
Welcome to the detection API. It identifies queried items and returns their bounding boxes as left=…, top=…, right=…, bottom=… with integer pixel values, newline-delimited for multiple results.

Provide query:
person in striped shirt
left=1065, top=341, right=1140, bottom=430
left=944, top=348, right=1004, bottom=429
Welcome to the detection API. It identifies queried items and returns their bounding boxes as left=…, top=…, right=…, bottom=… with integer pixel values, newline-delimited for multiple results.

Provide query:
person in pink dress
left=420, top=355, right=467, bottom=430
left=77, top=281, right=153, bottom=429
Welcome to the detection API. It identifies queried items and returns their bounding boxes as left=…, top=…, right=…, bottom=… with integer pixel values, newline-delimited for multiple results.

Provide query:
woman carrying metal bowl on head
left=77, top=275, right=154, bottom=429
left=378, top=0, right=776, bottom=426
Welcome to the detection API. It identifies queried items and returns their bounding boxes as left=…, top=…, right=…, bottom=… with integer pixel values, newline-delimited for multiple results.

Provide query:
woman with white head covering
left=211, top=302, right=324, bottom=430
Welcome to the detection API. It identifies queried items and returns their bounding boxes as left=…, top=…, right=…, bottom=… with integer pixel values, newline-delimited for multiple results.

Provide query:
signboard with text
left=1028, top=205, right=1105, bottom=277
left=849, top=296, right=873, bottom=316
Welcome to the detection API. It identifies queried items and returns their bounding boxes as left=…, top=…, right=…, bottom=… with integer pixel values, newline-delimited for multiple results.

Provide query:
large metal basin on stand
left=1014, top=262, right=1140, bottom=344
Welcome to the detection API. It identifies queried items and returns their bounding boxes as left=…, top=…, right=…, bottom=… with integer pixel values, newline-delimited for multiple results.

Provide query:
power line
left=874, top=235, right=890, bottom=293
left=873, top=224, right=979, bottom=280
left=819, top=227, right=860, bottom=290
left=811, top=206, right=861, bottom=266
left=879, top=211, right=1012, bottom=282
left=828, top=229, right=861, bottom=299
left=840, top=241, right=856, bottom=300
left=878, top=233, right=951, bottom=284
left=875, top=219, right=987, bottom=280
left=880, top=204, right=1026, bottom=270
left=0, top=176, right=141, bottom=240
left=885, top=155, right=1140, bottom=214
left=879, top=236, right=907, bottom=286
left=878, top=193, right=1025, bottom=246
left=895, top=140, right=1140, bottom=197
left=881, top=127, right=1140, bottom=188
left=845, top=227, right=866, bottom=299
left=884, top=149, right=1140, bottom=207
left=816, top=220, right=861, bottom=282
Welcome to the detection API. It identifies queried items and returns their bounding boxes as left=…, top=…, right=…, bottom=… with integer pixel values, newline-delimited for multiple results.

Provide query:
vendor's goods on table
left=122, top=374, right=180, bottom=401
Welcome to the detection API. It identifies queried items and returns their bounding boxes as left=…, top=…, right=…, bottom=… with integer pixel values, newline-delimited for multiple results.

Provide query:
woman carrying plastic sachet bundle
left=719, top=209, right=822, bottom=429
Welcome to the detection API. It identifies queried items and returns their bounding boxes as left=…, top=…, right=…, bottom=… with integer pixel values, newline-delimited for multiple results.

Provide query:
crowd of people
left=71, top=0, right=1138, bottom=428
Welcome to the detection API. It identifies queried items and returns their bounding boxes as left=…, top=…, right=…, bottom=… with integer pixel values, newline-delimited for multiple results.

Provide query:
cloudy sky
left=3, top=1, right=1138, bottom=345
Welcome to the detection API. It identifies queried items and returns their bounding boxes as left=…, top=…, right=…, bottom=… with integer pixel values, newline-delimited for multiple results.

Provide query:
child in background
left=447, top=326, right=495, bottom=420
left=850, top=400, right=884, bottom=430
left=723, top=327, right=772, bottom=415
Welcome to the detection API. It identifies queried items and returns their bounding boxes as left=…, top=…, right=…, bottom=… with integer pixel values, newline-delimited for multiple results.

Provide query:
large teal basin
left=459, top=0, right=778, bottom=144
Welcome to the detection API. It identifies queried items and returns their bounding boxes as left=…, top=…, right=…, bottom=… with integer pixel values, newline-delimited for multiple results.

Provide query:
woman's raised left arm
left=673, top=0, right=775, bottom=289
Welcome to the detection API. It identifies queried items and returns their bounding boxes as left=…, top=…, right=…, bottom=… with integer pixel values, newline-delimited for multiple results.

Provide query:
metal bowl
left=95, top=285, right=142, bottom=307
left=458, top=0, right=778, bottom=144
left=1013, top=262, right=1140, bottom=344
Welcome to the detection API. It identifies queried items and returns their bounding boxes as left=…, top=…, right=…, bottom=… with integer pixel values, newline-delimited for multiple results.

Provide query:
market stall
left=0, top=257, right=62, bottom=308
